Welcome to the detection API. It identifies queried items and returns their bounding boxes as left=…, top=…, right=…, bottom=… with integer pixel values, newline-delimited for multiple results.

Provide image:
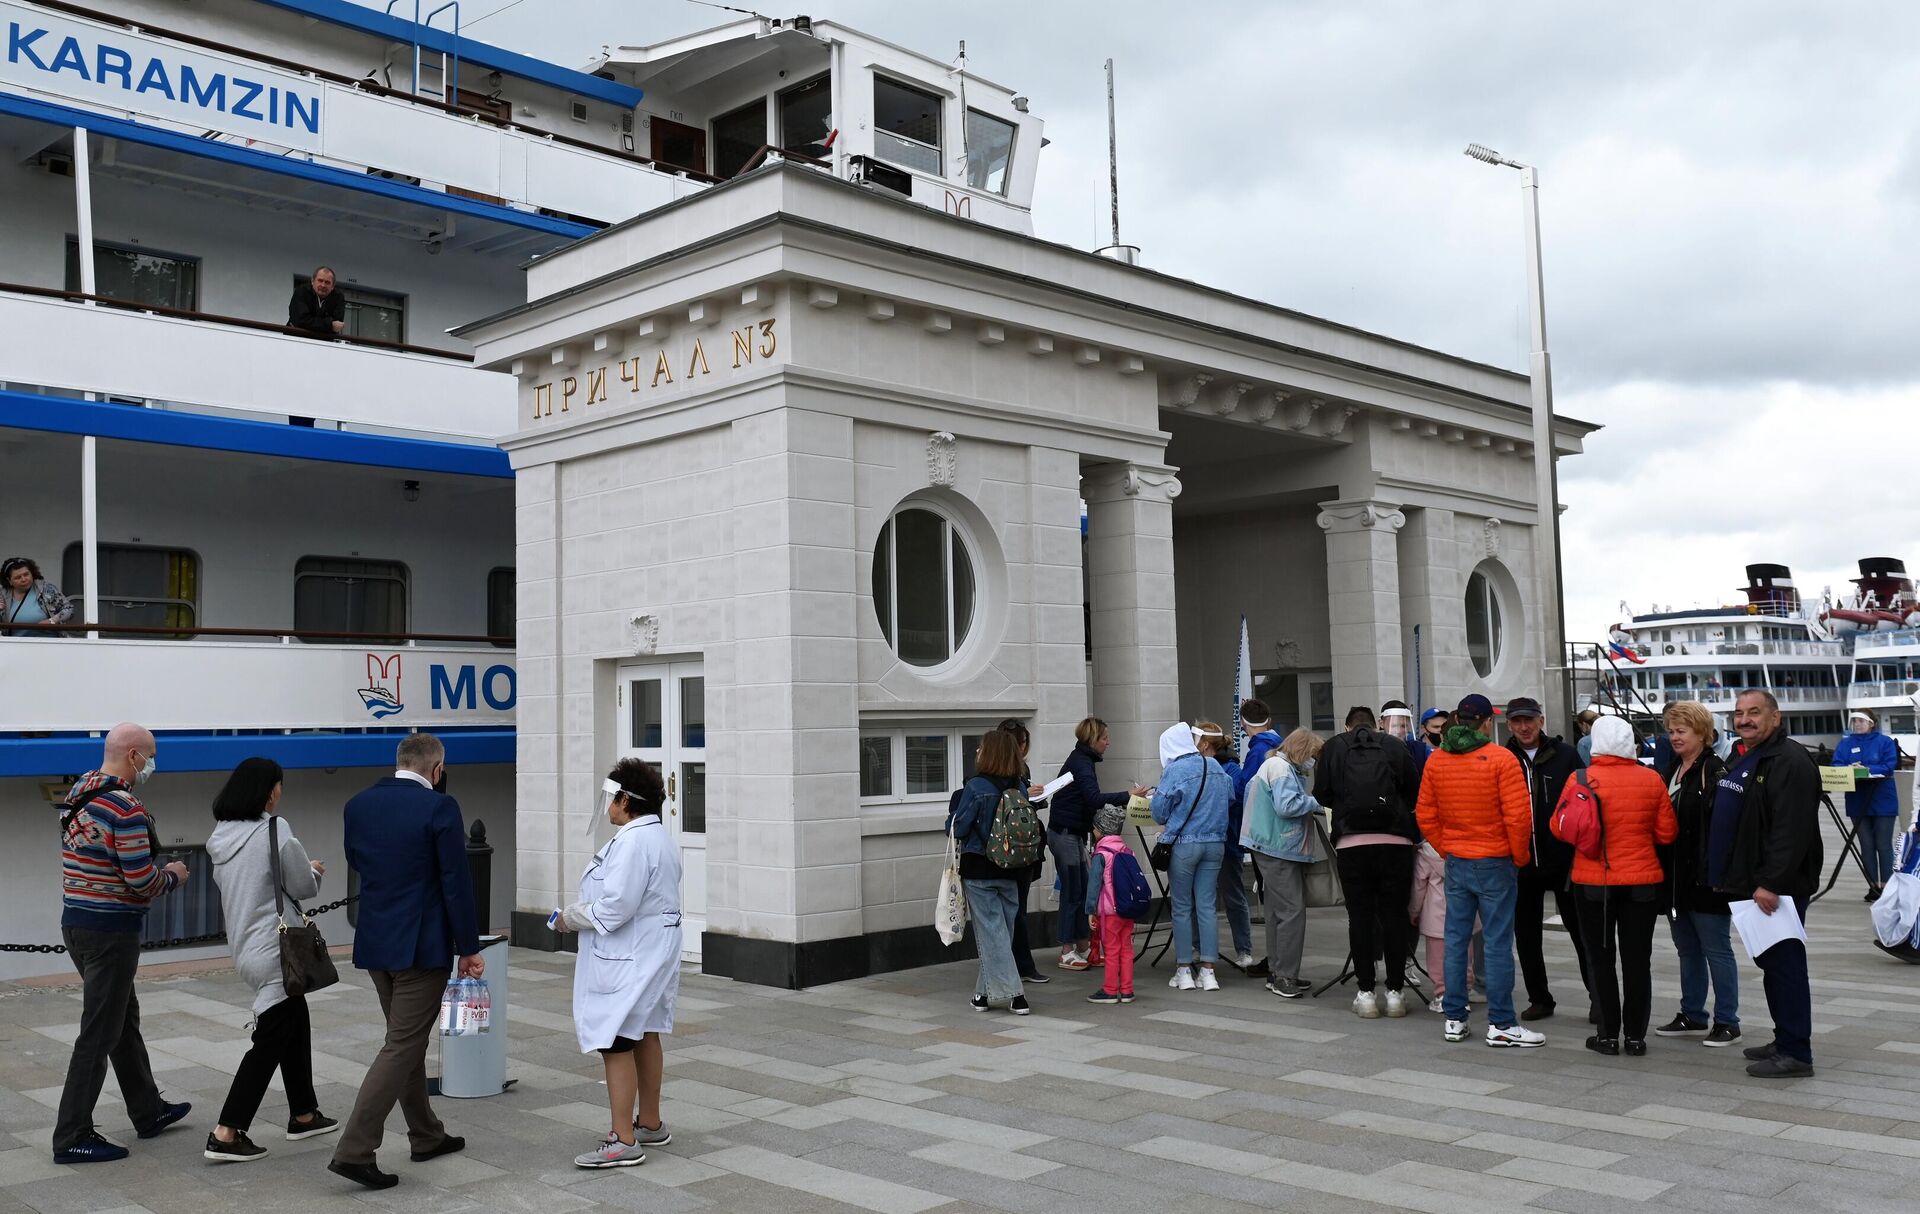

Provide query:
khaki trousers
left=332, top=966, right=452, bottom=1165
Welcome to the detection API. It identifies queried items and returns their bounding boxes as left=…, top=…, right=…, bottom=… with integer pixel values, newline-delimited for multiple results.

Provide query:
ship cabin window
left=780, top=74, right=833, bottom=159
left=650, top=115, right=708, bottom=175
left=295, top=276, right=406, bottom=344
left=295, top=556, right=408, bottom=641
left=487, top=567, right=515, bottom=648
left=873, top=75, right=942, bottom=174
left=711, top=100, right=767, bottom=178
left=61, top=543, right=199, bottom=637
left=964, top=109, right=1016, bottom=194
left=142, top=844, right=223, bottom=948
left=65, top=239, right=199, bottom=311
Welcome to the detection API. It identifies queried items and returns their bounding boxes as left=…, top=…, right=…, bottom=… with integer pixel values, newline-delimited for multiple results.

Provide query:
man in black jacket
left=1711, top=689, right=1822, bottom=1078
left=1503, top=697, right=1592, bottom=1022
left=289, top=266, right=347, bottom=338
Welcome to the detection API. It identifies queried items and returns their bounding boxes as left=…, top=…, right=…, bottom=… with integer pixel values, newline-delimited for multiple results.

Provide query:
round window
left=873, top=504, right=976, bottom=667
left=1466, top=564, right=1505, bottom=678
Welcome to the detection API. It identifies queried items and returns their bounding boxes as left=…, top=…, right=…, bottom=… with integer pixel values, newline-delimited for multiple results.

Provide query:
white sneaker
left=575, top=1137, right=647, bottom=1169
left=1169, top=966, right=1196, bottom=990
left=1352, top=990, right=1381, bottom=1019
left=1487, top=1023, right=1547, bottom=1048
left=1427, top=995, right=1446, bottom=1014
left=1235, top=951, right=1255, bottom=968
left=1197, top=967, right=1220, bottom=992
left=1383, top=990, right=1409, bottom=1018
left=1444, top=1018, right=1470, bottom=1042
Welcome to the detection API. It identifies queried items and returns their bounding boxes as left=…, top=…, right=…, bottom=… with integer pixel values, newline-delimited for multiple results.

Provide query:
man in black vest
left=1504, top=697, right=1592, bottom=1022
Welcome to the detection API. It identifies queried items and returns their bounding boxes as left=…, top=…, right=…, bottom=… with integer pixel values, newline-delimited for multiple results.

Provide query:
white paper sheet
left=1031, top=772, right=1075, bottom=803
left=1728, top=896, right=1808, bottom=961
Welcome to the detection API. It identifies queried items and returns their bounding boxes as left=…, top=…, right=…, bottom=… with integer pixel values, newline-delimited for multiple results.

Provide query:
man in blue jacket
left=1227, top=701, right=1283, bottom=973
left=328, top=734, right=483, bottom=1190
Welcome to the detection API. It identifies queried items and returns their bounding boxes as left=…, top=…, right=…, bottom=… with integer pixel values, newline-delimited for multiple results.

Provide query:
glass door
left=617, top=661, right=705, bottom=961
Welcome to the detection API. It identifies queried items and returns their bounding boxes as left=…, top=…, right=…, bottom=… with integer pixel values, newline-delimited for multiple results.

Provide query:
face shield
left=1381, top=709, right=1413, bottom=739
left=596, top=779, right=624, bottom=819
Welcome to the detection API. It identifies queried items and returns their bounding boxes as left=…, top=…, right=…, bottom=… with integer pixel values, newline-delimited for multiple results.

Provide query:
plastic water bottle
left=439, top=980, right=459, bottom=1036
left=475, top=980, right=491, bottom=1034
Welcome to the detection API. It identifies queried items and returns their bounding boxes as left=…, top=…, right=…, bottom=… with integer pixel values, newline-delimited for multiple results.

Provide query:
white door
left=617, top=661, right=707, bottom=961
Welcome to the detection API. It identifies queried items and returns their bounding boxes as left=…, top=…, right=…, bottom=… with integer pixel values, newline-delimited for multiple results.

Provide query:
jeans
left=1168, top=841, right=1222, bottom=965
left=1048, top=830, right=1090, bottom=946
left=1219, top=853, right=1253, bottom=958
left=1669, top=909, right=1739, bottom=1028
left=1253, top=853, right=1308, bottom=982
left=1860, top=815, right=1897, bottom=887
left=55, top=927, right=166, bottom=1150
left=1756, top=897, right=1814, bottom=1064
left=1335, top=844, right=1415, bottom=992
left=1515, top=865, right=1592, bottom=1010
left=1574, top=884, right=1660, bottom=1040
left=1011, top=871, right=1039, bottom=979
left=964, top=878, right=1022, bottom=1003
left=218, top=995, right=318, bottom=1131
left=1444, top=856, right=1520, bottom=1026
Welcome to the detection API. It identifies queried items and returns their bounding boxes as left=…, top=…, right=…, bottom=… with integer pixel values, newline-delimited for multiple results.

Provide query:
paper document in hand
left=1728, top=897, right=1808, bottom=961
left=1033, top=772, right=1074, bottom=803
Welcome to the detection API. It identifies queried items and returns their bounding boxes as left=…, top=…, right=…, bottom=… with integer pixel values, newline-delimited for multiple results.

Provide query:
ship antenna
left=683, top=0, right=772, bottom=20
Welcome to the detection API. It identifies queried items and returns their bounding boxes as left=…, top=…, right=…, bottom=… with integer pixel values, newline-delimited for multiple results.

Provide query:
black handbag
left=269, top=816, right=338, bottom=997
left=1150, top=759, right=1211, bottom=871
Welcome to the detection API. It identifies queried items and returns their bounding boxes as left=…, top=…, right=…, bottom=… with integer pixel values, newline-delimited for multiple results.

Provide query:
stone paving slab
left=0, top=891, right=1914, bottom=1213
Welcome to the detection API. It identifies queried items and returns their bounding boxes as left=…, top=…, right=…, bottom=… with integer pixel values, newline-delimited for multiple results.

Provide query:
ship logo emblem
left=360, top=653, right=404, bottom=719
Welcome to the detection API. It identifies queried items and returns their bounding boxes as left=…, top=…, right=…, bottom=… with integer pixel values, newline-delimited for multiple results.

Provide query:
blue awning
left=0, top=390, right=513, bottom=478
left=249, top=0, right=643, bottom=109
left=0, top=728, right=515, bottom=776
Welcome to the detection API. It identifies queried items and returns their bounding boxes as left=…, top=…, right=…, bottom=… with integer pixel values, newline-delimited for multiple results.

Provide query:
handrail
left=34, top=0, right=725, bottom=185
left=5, top=620, right=511, bottom=644
left=737, top=143, right=834, bottom=177
left=0, top=280, right=475, bottom=362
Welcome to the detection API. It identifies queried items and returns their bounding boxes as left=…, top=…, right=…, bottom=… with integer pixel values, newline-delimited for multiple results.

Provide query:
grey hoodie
left=207, top=816, right=321, bottom=1016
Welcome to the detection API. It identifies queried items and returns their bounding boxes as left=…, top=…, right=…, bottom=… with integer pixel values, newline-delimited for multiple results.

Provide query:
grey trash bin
left=439, top=934, right=510, bottom=1098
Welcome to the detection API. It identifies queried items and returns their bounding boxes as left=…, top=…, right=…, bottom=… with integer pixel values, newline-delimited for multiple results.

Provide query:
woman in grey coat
left=202, top=758, right=338, bottom=1162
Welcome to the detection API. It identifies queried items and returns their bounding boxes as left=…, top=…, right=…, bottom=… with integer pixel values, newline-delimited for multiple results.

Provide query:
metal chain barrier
left=0, top=895, right=357, bottom=955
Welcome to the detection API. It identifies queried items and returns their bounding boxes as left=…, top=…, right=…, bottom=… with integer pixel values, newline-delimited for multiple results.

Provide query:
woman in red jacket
left=1552, top=715, right=1677, bottom=1057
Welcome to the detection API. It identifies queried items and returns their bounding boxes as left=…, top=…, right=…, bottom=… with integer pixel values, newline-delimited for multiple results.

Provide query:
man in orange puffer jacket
left=1552, top=714, right=1677, bottom=1057
left=1414, top=695, right=1541, bottom=1048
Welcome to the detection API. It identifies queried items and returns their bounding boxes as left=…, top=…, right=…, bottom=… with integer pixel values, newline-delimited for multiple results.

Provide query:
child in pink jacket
left=1084, top=804, right=1136, bottom=1003
left=1411, top=841, right=1479, bottom=1013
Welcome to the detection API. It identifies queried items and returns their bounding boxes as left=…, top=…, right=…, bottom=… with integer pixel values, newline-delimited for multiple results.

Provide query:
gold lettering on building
left=585, top=368, right=608, bottom=406
left=559, top=375, right=577, bottom=413
left=651, top=351, right=674, bottom=387
left=732, top=327, right=753, bottom=369
left=687, top=338, right=711, bottom=379
left=618, top=357, right=642, bottom=394
left=532, top=383, right=552, bottom=418
left=527, top=318, right=781, bottom=422
left=758, top=318, right=777, bottom=358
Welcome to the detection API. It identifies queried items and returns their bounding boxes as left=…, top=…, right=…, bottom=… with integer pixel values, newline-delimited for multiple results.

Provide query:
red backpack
left=1551, top=770, right=1608, bottom=865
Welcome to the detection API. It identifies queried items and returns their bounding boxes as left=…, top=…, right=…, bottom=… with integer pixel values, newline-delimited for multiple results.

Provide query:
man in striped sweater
left=52, top=723, right=194, bottom=1165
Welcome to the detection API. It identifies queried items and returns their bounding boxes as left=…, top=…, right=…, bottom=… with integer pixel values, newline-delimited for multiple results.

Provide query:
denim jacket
left=1241, top=754, right=1321, bottom=862
left=1150, top=753, right=1229, bottom=845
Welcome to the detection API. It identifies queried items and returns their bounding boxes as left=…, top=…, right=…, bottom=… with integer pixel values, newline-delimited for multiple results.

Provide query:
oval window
left=1466, top=565, right=1505, bottom=678
left=873, top=504, right=976, bottom=667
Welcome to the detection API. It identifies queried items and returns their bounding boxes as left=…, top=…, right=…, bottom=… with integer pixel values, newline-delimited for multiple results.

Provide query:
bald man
left=52, top=724, right=193, bottom=1165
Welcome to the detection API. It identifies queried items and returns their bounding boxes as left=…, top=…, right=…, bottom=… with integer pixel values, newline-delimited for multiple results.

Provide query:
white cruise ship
left=0, top=0, right=1039, bottom=976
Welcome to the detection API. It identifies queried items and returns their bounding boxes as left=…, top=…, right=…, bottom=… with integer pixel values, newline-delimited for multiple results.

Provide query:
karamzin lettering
left=532, top=319, right=777, bottom=419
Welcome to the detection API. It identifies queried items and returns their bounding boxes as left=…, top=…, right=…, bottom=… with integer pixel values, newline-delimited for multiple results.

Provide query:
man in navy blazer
left=328, top=733, right=483, bottom=1191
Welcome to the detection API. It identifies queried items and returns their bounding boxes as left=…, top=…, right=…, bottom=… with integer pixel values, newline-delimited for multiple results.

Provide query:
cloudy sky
left=414, top=0, right=1920, bottom=641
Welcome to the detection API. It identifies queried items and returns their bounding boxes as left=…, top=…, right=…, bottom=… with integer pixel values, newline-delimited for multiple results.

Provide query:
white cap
left=1850, top=711, right=1874, bottom=722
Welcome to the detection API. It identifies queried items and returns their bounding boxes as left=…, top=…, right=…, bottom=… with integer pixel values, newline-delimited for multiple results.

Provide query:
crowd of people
left=947, top=688, right=1829, bottom=1079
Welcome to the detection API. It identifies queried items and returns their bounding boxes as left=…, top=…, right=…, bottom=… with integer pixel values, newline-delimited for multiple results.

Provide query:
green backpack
left=986, top=786, right=1044, bottom=869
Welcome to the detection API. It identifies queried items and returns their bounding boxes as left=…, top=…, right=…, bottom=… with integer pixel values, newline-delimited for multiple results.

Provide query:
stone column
left=1084, top=462, right=1182, bottom=789
left=1317, top=498, right=1407, bottom=715
left=1397, top=506, right=1471, bottom=711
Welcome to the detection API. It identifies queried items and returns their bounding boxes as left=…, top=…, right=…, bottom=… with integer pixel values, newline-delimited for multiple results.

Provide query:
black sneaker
left=1021, top=971, right=1050, bottom=984
left=53, top=1131, right=129, bottom=1165
left=1654, top=1014, right=1709, bottom=1037
left=1585, top=1035, right=1619, bottom=1056
left=1703, top=1024, right=1741, bottom=1048
left=1009, top=995, right=1031, bottom=1016
left=286, top=1112, right=340, bottom=1141
left=1087, top=990, right=1122, bottom=1005
left=1742, top=1041, right=1779, bottom=1061
left=1747, top=1053, right=1814, bottom=1079
left=1268, top=977, right=1306, bottom=1000
left=1624, top=1039, right=1647, bottom=1057
left=970, top=994, right=991, bottom=1012
left=204, top=1132, right=267, bottom=1163
left=135, top=1100, right=191, bottom=1139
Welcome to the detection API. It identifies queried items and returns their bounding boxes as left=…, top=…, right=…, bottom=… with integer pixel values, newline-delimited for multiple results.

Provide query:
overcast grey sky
left=419, top=0, right=1920, bottom=645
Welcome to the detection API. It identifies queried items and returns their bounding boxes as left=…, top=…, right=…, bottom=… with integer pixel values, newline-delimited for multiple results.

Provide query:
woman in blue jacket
left=1151, top=722, right=1230, bottom=991
left=1834, top=710, right=1902, bottom=901
left=1046, top=718, right=1148, bottom=970
left=946, top=730, right=1033, bottom=1015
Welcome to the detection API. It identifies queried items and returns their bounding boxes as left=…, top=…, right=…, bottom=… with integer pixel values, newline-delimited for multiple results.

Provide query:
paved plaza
left=1, top=893, right=1917, bottom=1214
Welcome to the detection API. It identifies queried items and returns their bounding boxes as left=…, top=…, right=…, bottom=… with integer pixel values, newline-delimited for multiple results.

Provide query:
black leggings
left=1575, top=884, right=1660, bottom=1041
left=218, top=995, right=317, bottom=1131
left=1334, top=844, right=1415, bottom=992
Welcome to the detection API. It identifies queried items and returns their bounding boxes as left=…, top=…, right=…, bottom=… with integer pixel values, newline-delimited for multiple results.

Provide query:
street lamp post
left=1465, top=142, right=1572, bottom=727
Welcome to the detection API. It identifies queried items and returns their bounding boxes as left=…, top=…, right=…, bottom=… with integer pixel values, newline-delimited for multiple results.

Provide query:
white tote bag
left=935, top=826, right=970, bottom=946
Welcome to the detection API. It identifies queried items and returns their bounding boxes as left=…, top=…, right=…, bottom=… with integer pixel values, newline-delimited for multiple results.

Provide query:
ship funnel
left=1741, top=563, right=1800, bottom=612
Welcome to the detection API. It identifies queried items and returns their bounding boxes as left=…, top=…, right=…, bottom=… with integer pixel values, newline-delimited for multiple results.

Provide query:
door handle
left=668, top=771, right=677, bottom=798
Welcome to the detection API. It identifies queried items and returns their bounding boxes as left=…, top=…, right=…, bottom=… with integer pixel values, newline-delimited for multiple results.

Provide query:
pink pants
left=1425, top=934, right=1474, bottom=997
left=1098, top=914, right=1135, bottom=995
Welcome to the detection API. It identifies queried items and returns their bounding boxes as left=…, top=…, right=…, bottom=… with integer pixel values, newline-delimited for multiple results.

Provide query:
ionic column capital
left=1084, top=462, right=1183, bottom=505
left=1316, top=498, right=1406, bottom=534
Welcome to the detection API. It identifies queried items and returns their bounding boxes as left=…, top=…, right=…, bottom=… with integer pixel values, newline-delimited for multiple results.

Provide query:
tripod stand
left=1814, top=791, right=1871, bottom=904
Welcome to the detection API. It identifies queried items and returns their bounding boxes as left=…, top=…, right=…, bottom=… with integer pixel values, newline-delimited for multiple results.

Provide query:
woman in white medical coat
left=554, top=758, right=682, bottom=1169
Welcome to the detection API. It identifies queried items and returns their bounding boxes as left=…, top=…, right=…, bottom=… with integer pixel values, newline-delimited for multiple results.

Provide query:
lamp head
left=1464, top=142, right=1524, bottom=170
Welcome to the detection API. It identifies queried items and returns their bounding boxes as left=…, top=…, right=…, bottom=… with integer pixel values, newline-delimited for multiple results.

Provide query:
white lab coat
left=566, top=815, right=682, bottom=1052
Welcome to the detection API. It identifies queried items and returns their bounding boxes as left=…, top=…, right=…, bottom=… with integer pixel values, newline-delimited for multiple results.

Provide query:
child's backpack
left=986, top=786, right=1045, bottom=869
left=1551, top=769, right=1608, bottom=864
left=1109, top=848, right=1153, bottom=920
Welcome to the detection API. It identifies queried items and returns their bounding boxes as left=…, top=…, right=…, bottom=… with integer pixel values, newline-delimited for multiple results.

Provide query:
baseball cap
left=1504, top=697, right=1543, bottom=720
left=1455, top=693, right=1494, bottom=720
left=1419, top=707, right=1447, bottom=725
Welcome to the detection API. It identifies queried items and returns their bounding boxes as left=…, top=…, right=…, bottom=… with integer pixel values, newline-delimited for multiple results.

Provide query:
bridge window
left=780, top=74, right=832, bottom=159
left=712, top=99, right=767, bottom=178
left=874, top=76, right=942, bottom=174
left=61, top=542, right=199, bottom=637
left=965, top=109, right=1015, bottom=194
left=295, top=556, right=408, bottom=640
left=66, top=239, right=199, bottom=311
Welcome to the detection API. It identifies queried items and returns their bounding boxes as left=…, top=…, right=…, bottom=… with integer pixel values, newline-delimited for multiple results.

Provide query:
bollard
left=467, top=819, right=493, bottom=933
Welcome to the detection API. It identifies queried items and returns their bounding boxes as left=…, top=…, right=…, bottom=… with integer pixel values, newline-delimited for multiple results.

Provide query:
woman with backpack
left=1151, top=723, right=1231, bottom=991
left=1550, top=715, right=1678, bottom=1056
left=947, top=729, right=1039, bottom=1015
left=1083, top=803, right=1147, bottom=1003
left=1241, top=728, right=1325, bottom=998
